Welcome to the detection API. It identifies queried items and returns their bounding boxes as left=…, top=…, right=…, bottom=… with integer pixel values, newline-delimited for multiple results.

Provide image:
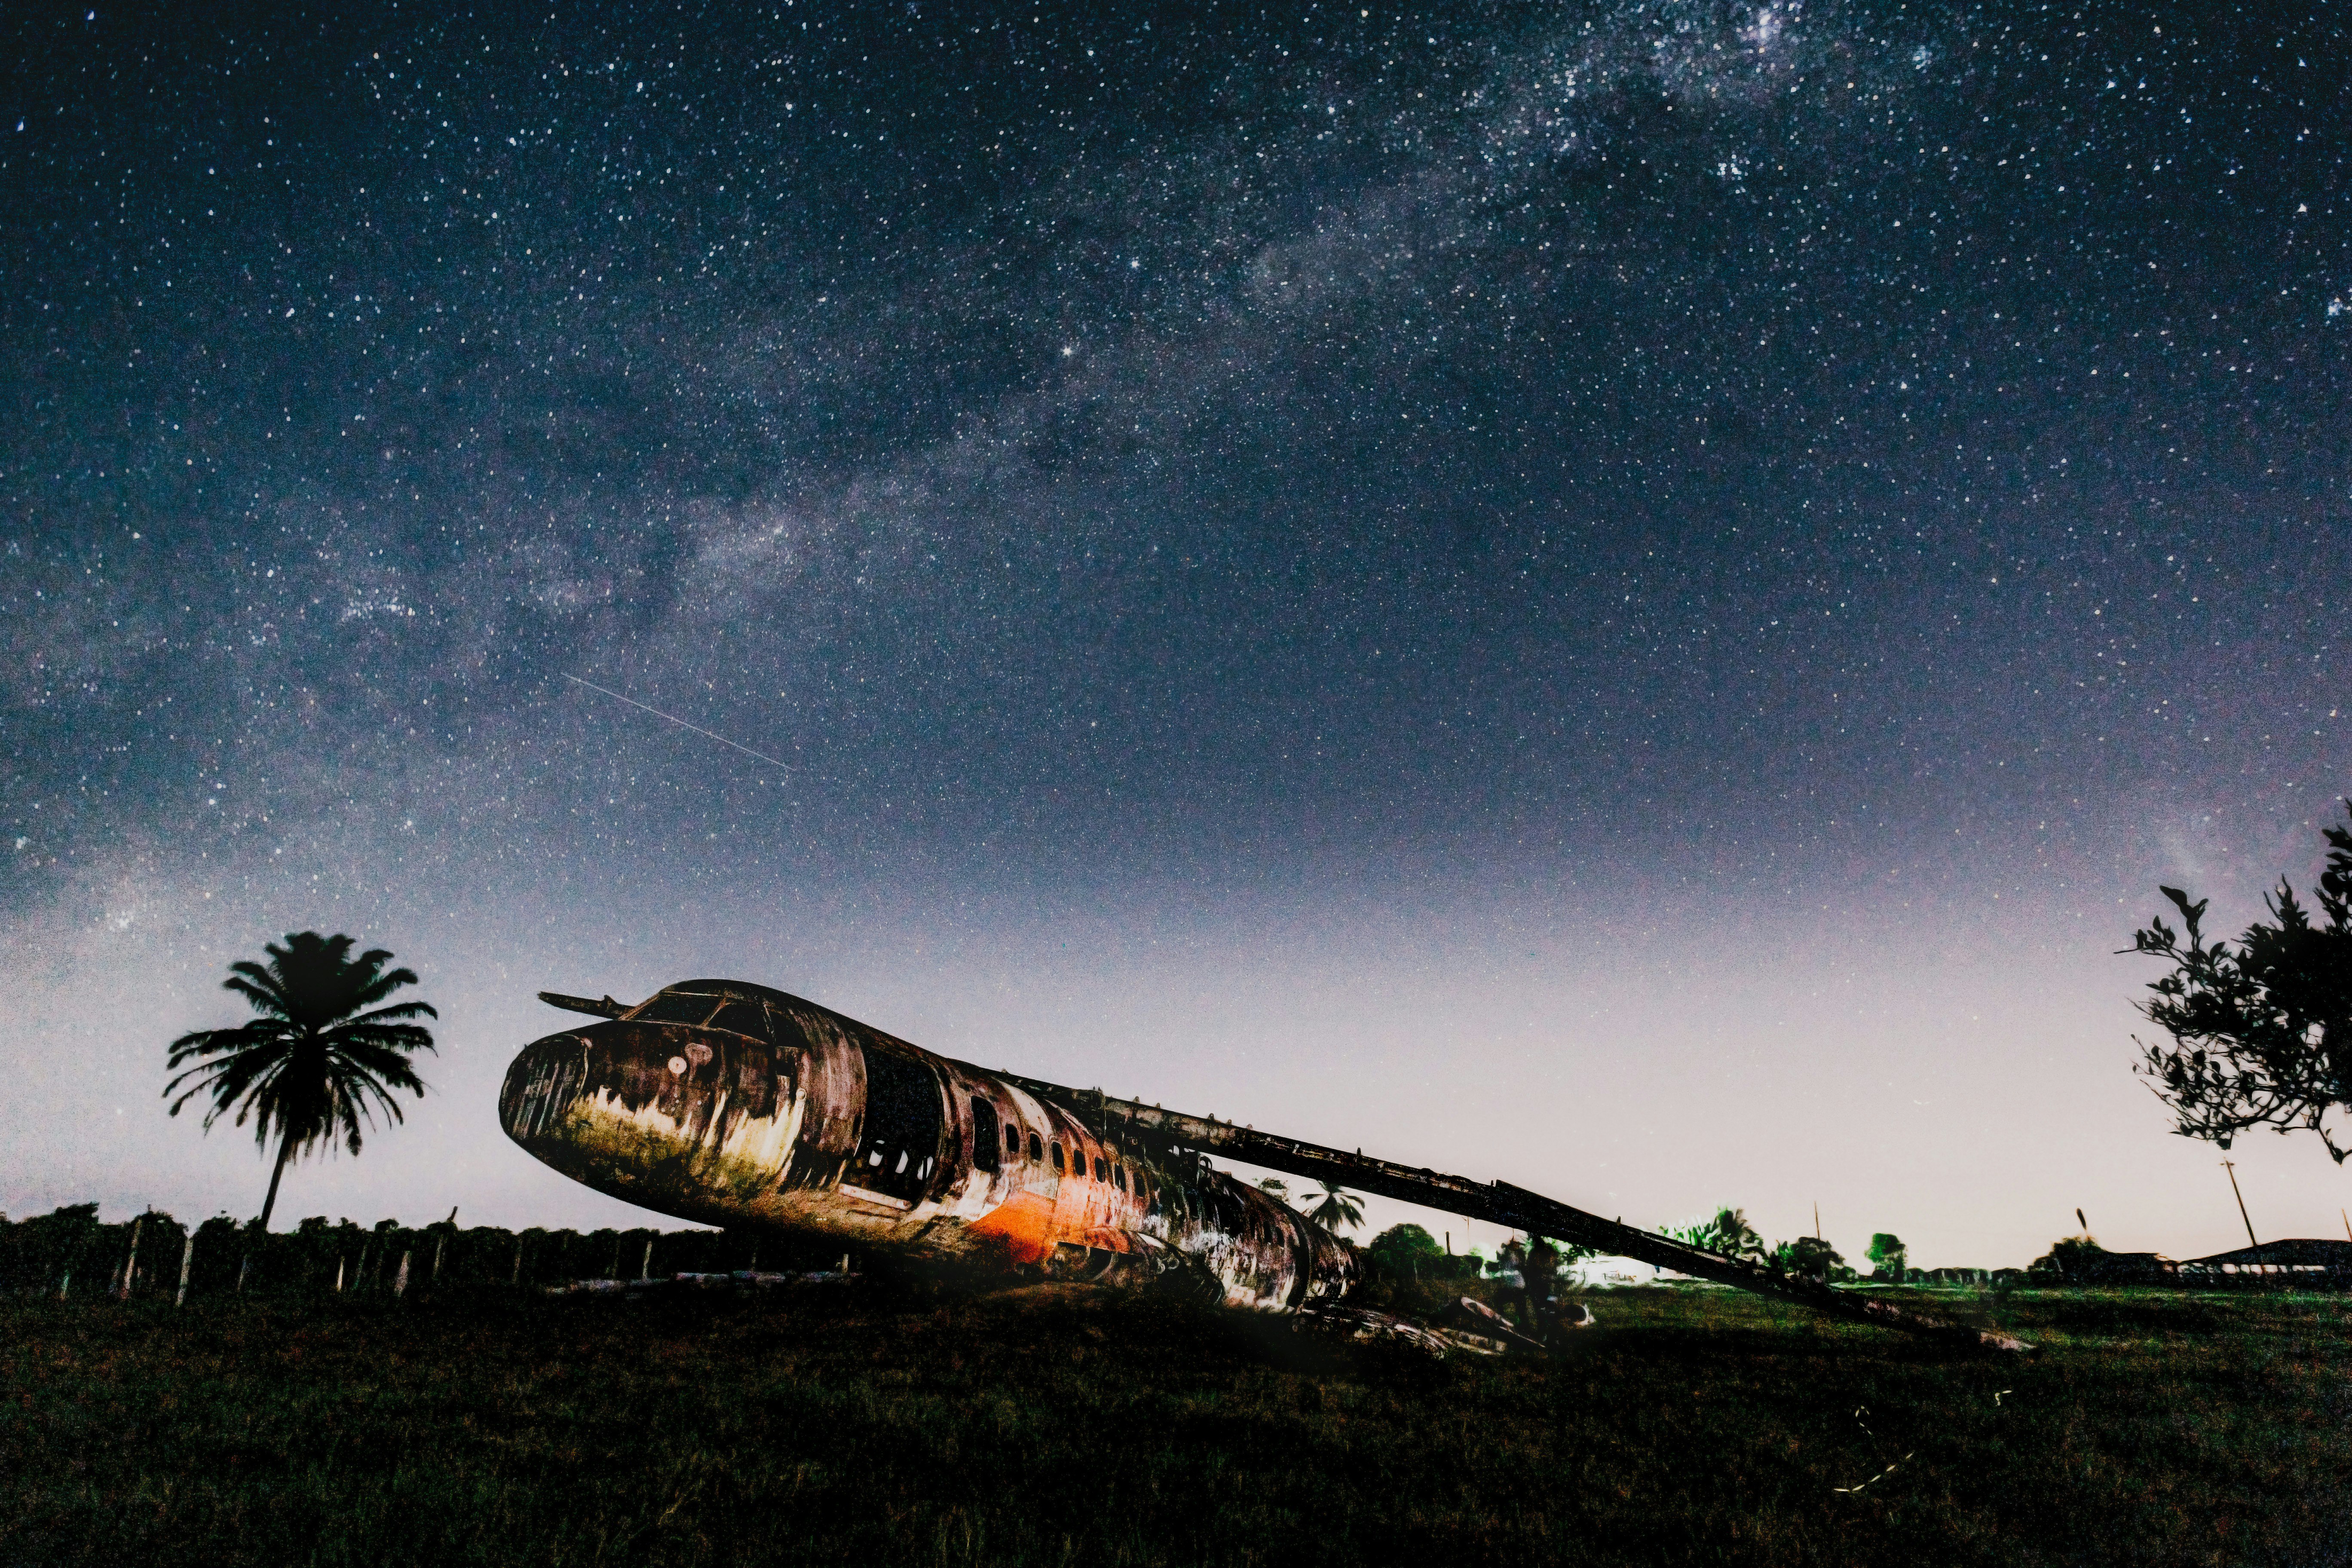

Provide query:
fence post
left=641, top=1238, right=653, bottom=1281
left=394, top=1250, right=412, bottom=1298
left=511, top=1237, right=523, bottom=1287
left=122, top=1214, right=144, bottom=1301
left=236, top=1253, right=251, bottom=1294
left=58, top=1271, right=69, bottom=1301
left=432, top=1234, right=446, bottom=1286
left=335, top=1258, right=346, bottom=1292
left=176, top=1231, right=194, bottom=1307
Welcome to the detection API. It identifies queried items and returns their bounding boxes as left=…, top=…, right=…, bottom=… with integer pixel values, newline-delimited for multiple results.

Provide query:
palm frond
left=345, top=998, right=439, bottom=1027
left=345, top=962, right=422, bottom=1010
left=323, top=1032, right=434, bottom=1086
left=220, top=976, right=292, bottom=1019
left=165, top=1020, right=280, bottom=1072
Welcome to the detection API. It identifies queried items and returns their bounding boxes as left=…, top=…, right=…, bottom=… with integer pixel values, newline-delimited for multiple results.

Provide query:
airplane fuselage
left=500, top=978, right=1357, bottom=1311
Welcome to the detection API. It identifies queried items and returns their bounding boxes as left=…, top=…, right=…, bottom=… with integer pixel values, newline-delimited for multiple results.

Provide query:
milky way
left=3, top=3, right=2348, bottom=1259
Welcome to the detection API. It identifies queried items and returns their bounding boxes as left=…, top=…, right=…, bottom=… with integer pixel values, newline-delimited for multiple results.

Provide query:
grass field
left=2, top=1280, right=2346, bottom=1566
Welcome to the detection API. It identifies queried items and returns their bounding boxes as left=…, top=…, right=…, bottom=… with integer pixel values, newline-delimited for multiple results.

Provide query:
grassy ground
left=2, top=1280, right=2346, bottom=1567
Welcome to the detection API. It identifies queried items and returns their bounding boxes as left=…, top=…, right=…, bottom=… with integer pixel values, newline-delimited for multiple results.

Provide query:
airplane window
left=1116, top=1167, right=1128, bottom=1193
left=1050, top=1142, right=1065, bottom=1173
left=1003, top=1122, right=1019, bottom=1156
left=971, top=1098, right=1001, bottom=1174
left=1029, top=1133, right=1044, bottom=1162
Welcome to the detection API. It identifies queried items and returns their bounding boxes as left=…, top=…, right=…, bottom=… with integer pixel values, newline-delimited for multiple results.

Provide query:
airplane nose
left=499, top=1023, right=615, bottom=1166
left=499, top=1017, right=806, bottom=1227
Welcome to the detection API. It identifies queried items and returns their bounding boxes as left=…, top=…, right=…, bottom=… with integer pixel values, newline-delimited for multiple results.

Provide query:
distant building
left=2178, top=1240, right=2352, bottom=1284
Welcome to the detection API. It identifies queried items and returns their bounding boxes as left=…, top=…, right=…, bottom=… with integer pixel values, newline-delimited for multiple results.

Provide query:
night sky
left=4, top=1, right=2348, bottom=1268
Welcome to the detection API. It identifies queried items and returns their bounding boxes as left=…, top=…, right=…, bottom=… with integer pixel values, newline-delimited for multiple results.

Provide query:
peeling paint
left=503, top=980, right=1354, bottom=1311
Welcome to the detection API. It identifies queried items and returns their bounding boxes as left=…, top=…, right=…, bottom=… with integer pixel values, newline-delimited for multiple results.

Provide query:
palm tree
left=1706, top=1207, right=1768, bottom=1264
left=165, top=931, right=438, bottom=1231
left=1304, top=1182, right=1364, bottom=1234
left=1257, top=1177, right=1290, bottom=1201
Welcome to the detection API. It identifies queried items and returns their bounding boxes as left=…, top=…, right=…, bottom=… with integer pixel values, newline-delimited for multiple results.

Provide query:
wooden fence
left=0, top=1204, right=836, bottom=1302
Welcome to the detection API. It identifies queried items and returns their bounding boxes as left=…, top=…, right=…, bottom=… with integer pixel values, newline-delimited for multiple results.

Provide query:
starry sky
left=4, top=0, right=2348, bottom=1268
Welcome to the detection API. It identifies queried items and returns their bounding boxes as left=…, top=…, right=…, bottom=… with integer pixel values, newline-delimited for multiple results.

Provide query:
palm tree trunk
left=257, top=1127, right=297, bottom=1231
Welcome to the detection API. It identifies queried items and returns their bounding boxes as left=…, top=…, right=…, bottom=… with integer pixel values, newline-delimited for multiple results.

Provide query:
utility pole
left=2220, top=1160, right=2263, bottom=1269
left=1813, top=1202, right=1822, bottom=1241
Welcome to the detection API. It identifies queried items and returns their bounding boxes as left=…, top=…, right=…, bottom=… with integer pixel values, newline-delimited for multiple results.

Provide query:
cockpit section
left=622, top=983, right=783, bottom=1043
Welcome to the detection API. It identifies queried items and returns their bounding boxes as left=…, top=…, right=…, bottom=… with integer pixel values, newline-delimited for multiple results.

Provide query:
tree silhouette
left=1773, top=1235, right=1844, bottom=1282
left=1366, top=1222, right=1442, bottom=1271
left=165, top=932, right=438, bottom=1230
left=1671, top=1207, right=1769, bottom=1263
left=2028, top=1234, right=2109, bottom=1280
left=1304, top=1182, right=1364, bottom=1233
left=2128, top=802, right=2352, bottom=1162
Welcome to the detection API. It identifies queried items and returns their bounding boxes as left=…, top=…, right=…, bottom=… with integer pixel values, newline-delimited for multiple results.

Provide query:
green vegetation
left=1366, top=1222, right=1483, bottom=1280
left=165, top=931, right=439, bottom=1228
left=3, top=1279, right=2345, bottom=1565
left=1866, top=1233, right=1909, bottom=1282
left=1773, top=1234, right=1846, bottom=1282
left=1668, top=1207, right=1769, bottom=1264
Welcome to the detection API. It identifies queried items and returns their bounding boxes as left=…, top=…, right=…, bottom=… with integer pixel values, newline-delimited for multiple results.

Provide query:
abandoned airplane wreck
left=501, top=977, right=2031, bottom=1351
left=504, top=978, right=1354, bottom=1311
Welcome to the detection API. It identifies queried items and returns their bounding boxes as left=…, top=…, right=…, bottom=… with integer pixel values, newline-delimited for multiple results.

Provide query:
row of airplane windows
left=977, top=1096, right=1141, bottom=1196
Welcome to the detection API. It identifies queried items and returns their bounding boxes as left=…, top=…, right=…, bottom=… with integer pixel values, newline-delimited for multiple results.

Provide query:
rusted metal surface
left=501, top=979, right=1351, bottom=1311
left=501, top=978, right=2028, bottom=1350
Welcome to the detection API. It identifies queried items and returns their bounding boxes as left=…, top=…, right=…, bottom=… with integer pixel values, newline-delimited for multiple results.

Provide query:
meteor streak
left=563, top=674, right=791, bottom=772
